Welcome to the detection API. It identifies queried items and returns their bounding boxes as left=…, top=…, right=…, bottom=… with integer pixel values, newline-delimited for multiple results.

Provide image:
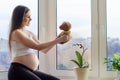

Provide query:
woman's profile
left=8, top=5, right=71, bottom=80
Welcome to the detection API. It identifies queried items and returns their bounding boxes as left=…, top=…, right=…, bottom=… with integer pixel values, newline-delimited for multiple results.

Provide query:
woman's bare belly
left=12, top=53, right=39, bottom=70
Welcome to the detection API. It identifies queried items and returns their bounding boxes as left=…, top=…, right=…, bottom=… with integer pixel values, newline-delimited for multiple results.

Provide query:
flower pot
left=114, top=71, right=120, bottom=80
left=74, top=67, right=89, bottom=80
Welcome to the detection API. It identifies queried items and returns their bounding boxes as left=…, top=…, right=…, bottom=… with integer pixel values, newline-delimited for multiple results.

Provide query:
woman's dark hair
left=8, top=5, right=30, bottom=52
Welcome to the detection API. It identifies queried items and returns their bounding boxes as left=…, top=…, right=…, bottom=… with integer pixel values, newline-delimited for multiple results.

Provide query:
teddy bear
left=58, top=21, right=71, bottom=44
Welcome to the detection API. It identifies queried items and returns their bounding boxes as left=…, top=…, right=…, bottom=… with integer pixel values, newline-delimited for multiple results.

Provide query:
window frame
left=99, top=0, right=115, bottom=79
left=41, top=0, right=99, bottom=79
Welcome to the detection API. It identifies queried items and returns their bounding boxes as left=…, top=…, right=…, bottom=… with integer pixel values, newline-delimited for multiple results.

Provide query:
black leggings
left=8, top=63, right=60, bottom=80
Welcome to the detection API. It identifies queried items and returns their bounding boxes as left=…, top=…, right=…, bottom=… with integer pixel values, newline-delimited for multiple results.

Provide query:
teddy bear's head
left=59, top=21, right=71, bottom=31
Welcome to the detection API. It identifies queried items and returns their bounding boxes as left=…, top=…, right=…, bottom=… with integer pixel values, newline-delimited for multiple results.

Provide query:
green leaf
left=113, top=53, right=119, bottom=59
left=75, top=51, right=83, bottom=67
left=70, top=60, right=81, bottom=68
left=104, top=58, right=111, bottom=63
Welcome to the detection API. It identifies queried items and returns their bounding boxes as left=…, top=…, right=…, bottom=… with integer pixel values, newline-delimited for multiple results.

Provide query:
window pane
left=107, top=0, right=120, bottom=71
left=57, top=0, right=91, bottom=70
left=0, top=0, right=38, bottom=71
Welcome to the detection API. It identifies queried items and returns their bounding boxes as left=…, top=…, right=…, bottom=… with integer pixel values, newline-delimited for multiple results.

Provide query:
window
left=46, top=0, right=120, bottom=80
left=99, top=0, right=120, bottom=79
left=56, top=0, right=91, bottom=70
left=0, top=0, right=38, bottom=79
left=107, top=0, right=120, bottom=70
left=46, top=0, right=98, bottom=79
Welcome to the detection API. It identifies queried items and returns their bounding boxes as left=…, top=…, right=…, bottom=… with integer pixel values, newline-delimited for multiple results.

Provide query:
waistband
left=11, top=62, right=33, bottom=71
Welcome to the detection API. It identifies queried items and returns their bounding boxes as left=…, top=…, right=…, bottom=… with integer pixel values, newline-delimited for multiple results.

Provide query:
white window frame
left=99, top=0, right=115, bottom=79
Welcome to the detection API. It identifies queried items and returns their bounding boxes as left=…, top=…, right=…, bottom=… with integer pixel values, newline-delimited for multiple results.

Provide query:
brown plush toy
left=58, top=21, right=71, bottom=44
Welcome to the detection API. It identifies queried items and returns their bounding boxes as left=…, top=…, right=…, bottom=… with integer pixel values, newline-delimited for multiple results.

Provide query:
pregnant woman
left=8, top=5, right=71, bottom=80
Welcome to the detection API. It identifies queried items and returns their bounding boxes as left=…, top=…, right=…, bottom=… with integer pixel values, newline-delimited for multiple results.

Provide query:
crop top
left=10, top=40, right=35, bottom=58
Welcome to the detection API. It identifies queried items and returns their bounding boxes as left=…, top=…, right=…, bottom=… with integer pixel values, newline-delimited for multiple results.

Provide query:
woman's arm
left=30, top=31, right=71, bottom=54
left=30, top=31, right=55, bottom=54
left=12, top=29, right=68, bottom=51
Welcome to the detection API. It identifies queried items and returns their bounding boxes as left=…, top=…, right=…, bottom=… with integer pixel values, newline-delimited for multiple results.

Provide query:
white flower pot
left=74, top=67, right=89, bottom=80
left=114, top=71, right=120, bottom=80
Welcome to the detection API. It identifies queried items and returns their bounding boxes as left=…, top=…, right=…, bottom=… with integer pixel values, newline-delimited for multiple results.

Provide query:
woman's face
left=22, top=11, right=32, bottom=27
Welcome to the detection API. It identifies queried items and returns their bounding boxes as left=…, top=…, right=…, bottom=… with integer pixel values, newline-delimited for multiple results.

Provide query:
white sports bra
left=10, top=40, right=35, bottom=58
left=10, top=34, right=35, bottom=58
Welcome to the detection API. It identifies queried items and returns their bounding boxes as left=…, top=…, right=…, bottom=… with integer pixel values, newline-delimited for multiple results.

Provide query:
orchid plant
left=71, top=44, right=89, bottom=68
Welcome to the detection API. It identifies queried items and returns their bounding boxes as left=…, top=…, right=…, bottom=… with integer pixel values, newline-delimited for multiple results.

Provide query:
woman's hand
left=56, top=34, right=72, bottom=44
left=58, top=35, right=68, bottom=43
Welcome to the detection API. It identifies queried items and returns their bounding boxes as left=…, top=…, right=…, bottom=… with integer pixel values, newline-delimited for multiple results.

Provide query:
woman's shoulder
left=12, top=29, right=23, bottom=35
left=12, top=29, right=29, bottom=39
left=13, top=29, right=31, bottom=35
left=11, top=29, right=23, bottom=41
